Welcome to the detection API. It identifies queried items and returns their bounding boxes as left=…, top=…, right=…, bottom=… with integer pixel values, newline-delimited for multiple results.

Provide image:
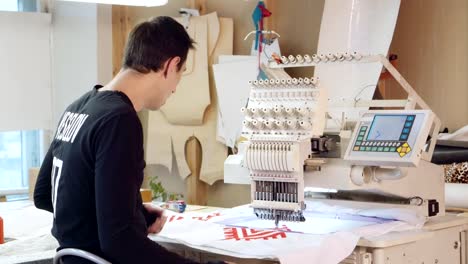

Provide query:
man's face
left=147, top=58, right=185, bottom=111
left=162, top=61, right=185, bottom=103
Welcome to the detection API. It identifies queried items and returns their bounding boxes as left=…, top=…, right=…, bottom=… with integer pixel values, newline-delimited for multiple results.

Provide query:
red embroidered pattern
left=223, top=226, right=289, bottom=241
left=167, top=212, right=221, bottom=223
left=192, top=212, right=221, bottom=221
left=168, top=215, right=184, bottom=222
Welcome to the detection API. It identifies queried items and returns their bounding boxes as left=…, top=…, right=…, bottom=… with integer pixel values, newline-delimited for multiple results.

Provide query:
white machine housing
left=225, top=53, right=444, bottom=221
left=234, top=77, right=327, bottom=221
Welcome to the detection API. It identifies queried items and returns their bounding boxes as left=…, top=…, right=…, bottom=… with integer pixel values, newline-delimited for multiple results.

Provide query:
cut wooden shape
left=160, top=15, right=211, bottom=125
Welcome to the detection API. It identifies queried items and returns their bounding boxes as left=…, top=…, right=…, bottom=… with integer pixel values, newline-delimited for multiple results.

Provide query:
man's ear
left=168, top=56, right=181, bottom=72
left=163, top=57, right=181, bottom=78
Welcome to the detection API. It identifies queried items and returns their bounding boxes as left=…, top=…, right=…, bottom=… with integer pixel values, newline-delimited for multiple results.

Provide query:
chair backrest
left=53, top=248, right=111, bottom=264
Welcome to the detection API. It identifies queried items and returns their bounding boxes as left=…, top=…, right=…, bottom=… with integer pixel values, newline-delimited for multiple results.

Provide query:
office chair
left=53, top=248, right=111, bottom=264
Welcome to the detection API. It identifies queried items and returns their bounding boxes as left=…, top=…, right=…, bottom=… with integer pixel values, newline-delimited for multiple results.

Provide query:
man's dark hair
left=123, top=16, right=195, bottom=73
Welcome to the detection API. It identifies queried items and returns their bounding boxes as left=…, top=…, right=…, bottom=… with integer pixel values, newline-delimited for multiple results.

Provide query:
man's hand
left=143, top=204, right=167, bottom=234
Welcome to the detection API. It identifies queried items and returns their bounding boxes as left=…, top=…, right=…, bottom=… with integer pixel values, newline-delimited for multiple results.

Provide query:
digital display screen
left=367, top=115, right=407, bottom=141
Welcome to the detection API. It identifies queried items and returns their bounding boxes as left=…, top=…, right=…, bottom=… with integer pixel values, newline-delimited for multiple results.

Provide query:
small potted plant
left=148, top=176, right=167, bottom=202
left=149, top=176, right=184, bottom=202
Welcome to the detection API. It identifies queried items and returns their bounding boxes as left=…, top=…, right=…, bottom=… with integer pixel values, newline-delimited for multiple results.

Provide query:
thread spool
left=326, top=53, right=336, bottom=61
left=336, top=52, right=345, bottom=61
left=275, top=120, right=285, bottom=129
left=288, top=55, right=297, bottom=63
left=264, top=120, right=275, bottom=129
left=281, top=55, right=289, bottom=64
left=299, top=121, right=311, bottom=130
left=312, top=54, right=321, bottom=63
left=280, top=79, right=287, bottom=85
left=286, top=120, right=296, bottom=129
left=286, top=79, right=292, bottom=85
left=273, top=106, right=283, bottom=117
left=250, top=108, right=258, bottom=116
left=296, top=54, right=304, bottom=63
left=318, top=54, right=328, bottom=62
left=292, top=78, right=298, bottom=85
left=343, top=52, right=353, bottom=61
left=261, top=108, right=272, bottom=116
left=242, top=107, right=255, bottom=117
left=252, top=120, right=264, bottom=129
left=303, top=78, right=311, bottom=85
left=284, top=107, right=294, bottom=116
left=352, top=52, right=362, bottom=60
left=298, top=77, right=304, bottom=84
left=310, top=77, right=318, bottom=86
left=269, top=79, right=276, bottom=85
left=304, top=54, right=312, bottom=63
left=296, top=107, right=308, bottom=116
left=243, top=120, right=251, bottom=128
left=251, top=120, right=258, bottom=127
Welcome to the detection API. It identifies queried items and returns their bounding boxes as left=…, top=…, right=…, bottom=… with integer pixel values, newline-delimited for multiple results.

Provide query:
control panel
left=344, top=110, right=434, bottom=167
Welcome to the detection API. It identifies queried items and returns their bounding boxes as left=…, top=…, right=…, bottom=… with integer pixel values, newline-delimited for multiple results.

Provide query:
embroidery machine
left=224, top=53, right=444, bottom=226
left=222, top=53, right=468, bottom=263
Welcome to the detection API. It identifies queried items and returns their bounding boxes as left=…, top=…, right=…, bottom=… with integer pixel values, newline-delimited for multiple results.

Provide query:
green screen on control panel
left=367, top=115, right=415, bottom=141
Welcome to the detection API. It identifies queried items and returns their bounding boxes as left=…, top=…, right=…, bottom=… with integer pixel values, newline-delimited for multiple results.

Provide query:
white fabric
left=439, top=125, right=468, bottom=141
left=152, top=203, right=422, bottom=263
left=153, top=210, right=361, bottom=263
left=0, top=201, right=57, bottom=264
left=316, top=0, right=401, bottom=132
left=0, top=11, right=52, bottom=131
left=213, top=56, right=258, bottom=147
left=0, top=201, right=52, bottom=238
left=0, top=201, right=422, bottom=264
left=302, top=201, right=427, bottom=227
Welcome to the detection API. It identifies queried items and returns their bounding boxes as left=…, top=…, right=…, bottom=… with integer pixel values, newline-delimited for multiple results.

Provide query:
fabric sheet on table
left=152, top=202, right=423, bottom=264
left=0, top=201, right=57, bottom=264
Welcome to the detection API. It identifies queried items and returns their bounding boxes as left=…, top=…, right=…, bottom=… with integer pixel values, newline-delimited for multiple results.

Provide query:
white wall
left=51, top=1, right=112, bottom=126
left=0, top=11, right=52, bottom=132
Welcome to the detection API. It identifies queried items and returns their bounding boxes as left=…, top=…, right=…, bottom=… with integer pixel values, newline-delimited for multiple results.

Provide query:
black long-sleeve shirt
left=34, top=85, right=202, bottom=264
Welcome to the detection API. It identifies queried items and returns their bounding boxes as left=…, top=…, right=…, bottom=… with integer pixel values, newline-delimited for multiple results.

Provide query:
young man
left=34, top=16, right=224, bottom=264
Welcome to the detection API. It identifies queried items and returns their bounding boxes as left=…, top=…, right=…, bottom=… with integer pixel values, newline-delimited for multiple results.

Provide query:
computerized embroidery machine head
left=224, top=53, right=443, bottom=227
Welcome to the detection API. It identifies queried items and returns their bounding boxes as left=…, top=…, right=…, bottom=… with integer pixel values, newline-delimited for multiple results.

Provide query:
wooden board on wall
left=112, top=6, right=131, bottom=77
left=387, top=0, right=468, bottom=131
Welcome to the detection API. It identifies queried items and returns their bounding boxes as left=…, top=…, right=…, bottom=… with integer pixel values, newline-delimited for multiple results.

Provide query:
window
left=0, top=131, right=42, bottom=196
left=0, top=0, right=42, bottom=200
left=0, top=0, right=37, bottom=12
left=0, top=0, right=18, bottom=11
